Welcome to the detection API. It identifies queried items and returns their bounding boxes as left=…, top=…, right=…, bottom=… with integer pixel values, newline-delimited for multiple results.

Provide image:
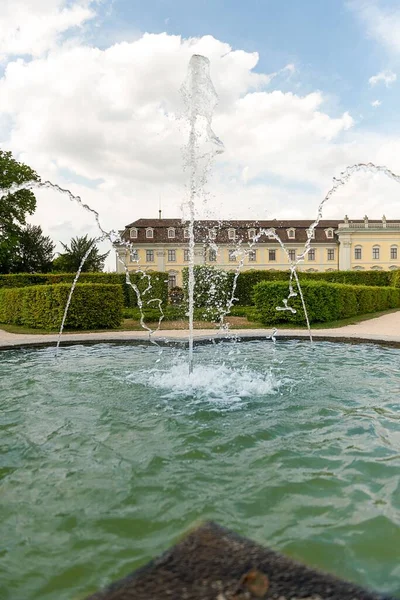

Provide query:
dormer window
left=248, top=228, right=257, bottom=240
left=130, top=227, right=138, bottom=239
left=146, top=227, right=154, bottom=239
left=326, top=228, right=334, bottom=239
left=209, top=228, right=217, bottom=240
left=307, top=228, right=315, bottom=239
left=228, top=228, right=236, bottom=240
left=267, top=228, right=276, bottom=239
left=184, top=228, right=189, bottom=238
left=168, top=227, right=175, bottom=239
left=287, top=228, right=296, bottom=239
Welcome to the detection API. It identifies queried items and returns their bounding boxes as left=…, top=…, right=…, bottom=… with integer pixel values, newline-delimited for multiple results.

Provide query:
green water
left=1, top=340, right=399, bottom=599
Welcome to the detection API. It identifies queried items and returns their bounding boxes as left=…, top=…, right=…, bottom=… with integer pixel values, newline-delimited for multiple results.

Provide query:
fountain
left=0, top=55, right=400, bottom=600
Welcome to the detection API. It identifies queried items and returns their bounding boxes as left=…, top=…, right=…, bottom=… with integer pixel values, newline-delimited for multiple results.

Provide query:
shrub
left=182, top=265, right=232, bottom=320
left=234, top=269, right=395, bottom=306
left=0, top=271, right=168, bottom=308
left=253, top=280, right=400, bottom=326
left=0, top=283, right=123, bottom=330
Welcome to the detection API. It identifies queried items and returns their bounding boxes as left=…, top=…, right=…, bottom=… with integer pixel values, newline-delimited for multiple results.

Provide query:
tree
left=11, top=225, right=55, bottom=273
left=53, top=235, right=109, bottom=273
left=0, top=150, right=40, bottom=273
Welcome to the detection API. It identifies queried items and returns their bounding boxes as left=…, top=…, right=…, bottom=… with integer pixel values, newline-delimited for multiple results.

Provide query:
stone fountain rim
left=1, top=333, right=400, bottom=352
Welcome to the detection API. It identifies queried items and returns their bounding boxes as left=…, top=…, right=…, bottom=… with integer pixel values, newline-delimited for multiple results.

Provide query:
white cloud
left=371, top=99, right=381, bottom=107
left=350, top=0, right=400, bottom=55
left=0, top=0, right=98, bottom=60
left=369, top=70, right=397, bottom=87
left=1, top=29, right=400, bottom=271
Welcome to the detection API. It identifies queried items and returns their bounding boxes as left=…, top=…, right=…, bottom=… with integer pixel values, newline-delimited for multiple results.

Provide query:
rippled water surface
left=1, top=340, right=400, bottom=599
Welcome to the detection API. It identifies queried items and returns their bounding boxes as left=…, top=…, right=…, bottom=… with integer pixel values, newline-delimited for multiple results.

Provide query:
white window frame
left=167, top=227, right=175, bottom=239
left=228, top=250, right=236, bottom=262
left=326, top=228, right=334, bottom=239
left=184, top=228, right=190, bottom=239
left=354, top=246, right=362, bottom=260
left=228, top=228, right=236, bottom=240
left=307, top=228, right=315, bottom=239
left=248, top=249, right=257, bottom=262
left=287, top=228, right=296, bottom=239
left=248, top=228, right=257, bottom=240
left=130, top=227, right=138, bottom=239
left=209, top=228, right=217, bottom=240
left=390, top=245, right=398, bottom=260
left=146, top=227, right=154, bottom=239
left=167, top=249, right=176, bottom=262
left=372, top=245, right=380, bottom=260
left=146, top=249, right=154, bottom=262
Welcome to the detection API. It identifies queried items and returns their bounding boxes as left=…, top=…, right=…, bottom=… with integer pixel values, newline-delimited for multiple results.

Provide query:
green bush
left=233, top=269, right=395, bottom=306
left=253, top=280, right=400, bottom=326
left=0, top=271, right=168, bottom=308
left=182, top=265, right=232, bottom=320
left=0, top=283, right=123, bottom=330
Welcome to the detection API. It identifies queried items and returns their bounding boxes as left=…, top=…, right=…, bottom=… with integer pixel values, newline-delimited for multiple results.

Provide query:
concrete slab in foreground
left=85, top=522, right=394, bottom=600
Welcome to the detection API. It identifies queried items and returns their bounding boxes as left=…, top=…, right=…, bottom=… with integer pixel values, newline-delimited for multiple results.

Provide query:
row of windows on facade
left=129, top=226, right=333, bottom=240
left=130, top=248, right=342, bottom=263
left=355, top=246, right=398, bottom=260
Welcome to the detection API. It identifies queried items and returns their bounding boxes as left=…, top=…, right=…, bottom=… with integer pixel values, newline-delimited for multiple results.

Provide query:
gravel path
left=1, top=311, right=400, bottom=348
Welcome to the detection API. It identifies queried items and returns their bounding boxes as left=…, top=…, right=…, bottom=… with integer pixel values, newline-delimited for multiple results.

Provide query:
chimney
left=159, top=209, right=162, bottom=220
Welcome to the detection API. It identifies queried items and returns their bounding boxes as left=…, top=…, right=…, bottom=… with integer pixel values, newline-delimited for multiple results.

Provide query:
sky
left=1, top=0, right=400, bottom=269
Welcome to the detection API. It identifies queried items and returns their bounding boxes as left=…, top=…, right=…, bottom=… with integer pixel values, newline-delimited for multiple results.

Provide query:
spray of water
left=180, top=55, right=224, bottom=373
left=0, top=179, right=165, bottom=344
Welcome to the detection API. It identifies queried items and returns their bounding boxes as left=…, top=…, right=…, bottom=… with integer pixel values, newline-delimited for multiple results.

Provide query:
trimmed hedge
left=0, top=271, right=168, bottom=308
left=0, top=283, right=123, bottom=330
left=182, top=265, right=232, bottom=317
left=234, top=269, right=399, bottom=306
left=253, top=280, right=400, bottom=325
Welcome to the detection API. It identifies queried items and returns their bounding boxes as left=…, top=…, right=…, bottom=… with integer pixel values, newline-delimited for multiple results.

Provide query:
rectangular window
left=167, top=249, right=176, bottom=262
left=184, top=228, right=189, bottom=238
left=248, top=250, right=256, bottom=262
left=146, top=229, right=153, bottom=239
left=209, top=249, right=217, bottom=262
left=355, top=247, right=362, bottom=260
left=168, top=228, right=175, bottom=238
left=327, top=249, right=335, bottom=261
left=168, top=275, right=176, bottom=289
left=130, top=228, right=137, bottom=239
left=130, top=250, right=139, bottom=261
left=391, top=247, right=398, bottom=260
left=184, top=249, right=190, bottom=262
left=228, top=229, right=236, bottom=240
left=308, top=249, right=315, bottom=261
left=288, top=249, right=296, bottom=262
left=228, top=250, right=236, bottom=262
left=146, top=250, right=154, bottom=262
left=268, top=249, right=276, bottom=261
left=373, top=247, right=380, bottom=260
left=307, top=229, right=315, bottom=239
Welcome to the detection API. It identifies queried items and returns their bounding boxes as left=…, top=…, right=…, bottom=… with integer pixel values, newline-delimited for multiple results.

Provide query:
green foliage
left=234, top=270, right=396, bottom=306
left=253, top=280, right=400, bottom=326
left=8, top=224, right=55, bottom=273
left=53, top=235, right=109, bottom=273
left=0, top=271, right=168, bottom=308
left=182, top=265, right=232, bottom=321
left=0, top=283, right=123, bottom=330
left=390, top=270, right=400, bottom=288
left=0, top=150, right=40, bottom=274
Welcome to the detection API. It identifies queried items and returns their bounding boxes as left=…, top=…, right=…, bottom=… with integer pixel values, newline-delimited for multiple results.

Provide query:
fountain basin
left=1, top=340, right=399, bottom=599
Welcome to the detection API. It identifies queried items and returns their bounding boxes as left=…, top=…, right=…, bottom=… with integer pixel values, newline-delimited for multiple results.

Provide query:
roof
left=121, top=218, right=341, bottom=244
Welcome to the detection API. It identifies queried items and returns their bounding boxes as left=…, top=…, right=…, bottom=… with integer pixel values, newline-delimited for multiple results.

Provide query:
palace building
left=116, top=216, right=400, bottom=288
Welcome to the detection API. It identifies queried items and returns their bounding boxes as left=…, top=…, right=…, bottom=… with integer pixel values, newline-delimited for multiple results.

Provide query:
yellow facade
left=117, top=217, right=400, bottom=287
